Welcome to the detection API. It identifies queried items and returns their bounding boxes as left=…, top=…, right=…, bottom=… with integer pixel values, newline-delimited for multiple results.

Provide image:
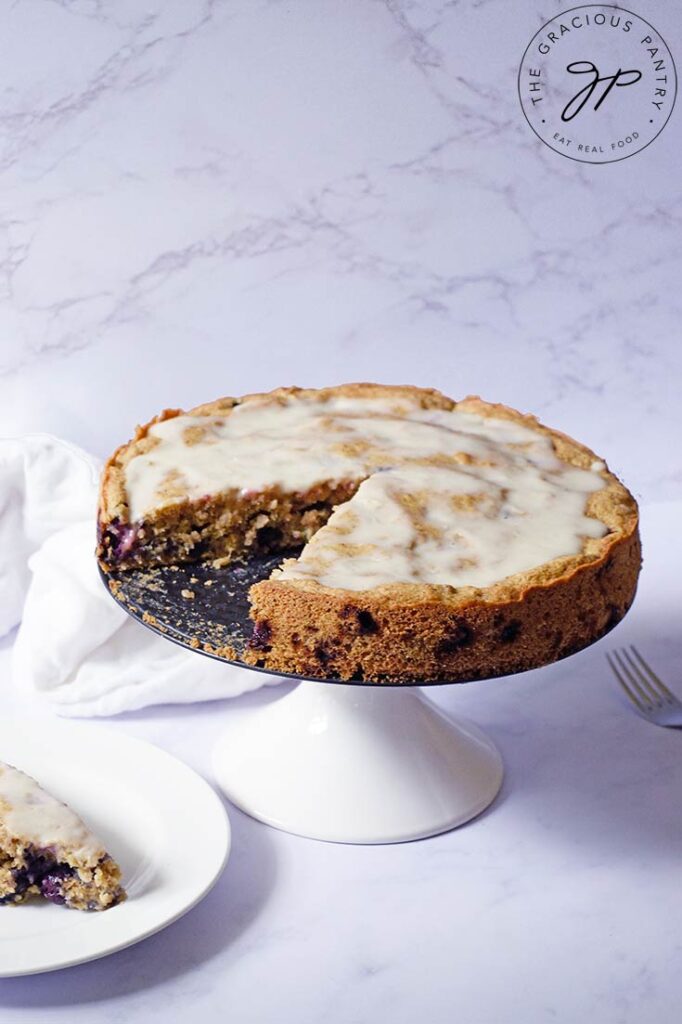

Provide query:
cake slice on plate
left=0, top=761, right=125, bottom=911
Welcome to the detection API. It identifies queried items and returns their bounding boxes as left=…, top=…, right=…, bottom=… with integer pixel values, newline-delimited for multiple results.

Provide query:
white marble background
left=1, top=0, right=681, bottom=501
left=0, top=1, right=681, bottom=1021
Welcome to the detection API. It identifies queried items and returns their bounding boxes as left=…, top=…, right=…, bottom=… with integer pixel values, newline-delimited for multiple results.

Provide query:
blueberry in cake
left=98, top=384, right=641, bottom=682
left=0, top=761, right=125, bottom=910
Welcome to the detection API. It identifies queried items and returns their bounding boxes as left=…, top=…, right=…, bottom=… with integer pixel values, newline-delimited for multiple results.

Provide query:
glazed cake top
left=0, top=762, right=105, bottom=865
left=119, top=389, right=612, bottom=592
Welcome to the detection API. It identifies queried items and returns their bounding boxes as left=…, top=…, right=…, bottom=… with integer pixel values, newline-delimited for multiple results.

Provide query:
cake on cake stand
left=101, top=554, right=509, bottom=845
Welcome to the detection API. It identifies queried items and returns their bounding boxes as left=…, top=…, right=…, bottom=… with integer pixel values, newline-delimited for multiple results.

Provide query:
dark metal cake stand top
left=98, top=554, right=483, bottom=687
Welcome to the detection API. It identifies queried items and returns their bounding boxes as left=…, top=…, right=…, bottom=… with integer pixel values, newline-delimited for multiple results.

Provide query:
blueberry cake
left=0, top=762, right=125, bottom=910
left=98, top=384, right=640, bottom=682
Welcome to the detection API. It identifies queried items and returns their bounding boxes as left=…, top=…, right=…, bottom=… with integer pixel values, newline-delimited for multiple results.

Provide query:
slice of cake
left=0, top=762, right=125, bottom=911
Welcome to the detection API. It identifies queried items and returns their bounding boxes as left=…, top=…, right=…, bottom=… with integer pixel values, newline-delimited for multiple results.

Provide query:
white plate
left=0, top=718, right=230, bottom=976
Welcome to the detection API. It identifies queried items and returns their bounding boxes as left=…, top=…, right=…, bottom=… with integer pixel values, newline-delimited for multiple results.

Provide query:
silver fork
left=606, top=645, right=682, bottom=728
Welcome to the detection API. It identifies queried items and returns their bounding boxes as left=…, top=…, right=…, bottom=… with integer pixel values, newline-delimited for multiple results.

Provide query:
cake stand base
left=212, top=680, right=503, bottom=844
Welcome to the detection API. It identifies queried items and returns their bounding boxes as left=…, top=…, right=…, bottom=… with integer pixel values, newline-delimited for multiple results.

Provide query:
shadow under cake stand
left=101, top=555, right=509, bottom=845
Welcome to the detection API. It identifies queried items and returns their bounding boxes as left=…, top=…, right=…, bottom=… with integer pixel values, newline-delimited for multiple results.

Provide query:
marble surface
left=1, top=0, right=681, bottom=1020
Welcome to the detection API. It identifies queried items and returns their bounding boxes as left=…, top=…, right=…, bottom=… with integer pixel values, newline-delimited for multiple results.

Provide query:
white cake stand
left=101, top=557, right=503, bottom=844
left=212, top=678, right=503, bottom=844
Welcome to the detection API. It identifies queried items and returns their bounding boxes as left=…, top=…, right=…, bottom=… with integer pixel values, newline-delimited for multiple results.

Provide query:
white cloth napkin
left=1, top=435, right=273, bottom=716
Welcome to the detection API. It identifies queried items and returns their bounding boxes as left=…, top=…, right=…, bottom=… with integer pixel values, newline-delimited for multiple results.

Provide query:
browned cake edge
left=242, top=524, right=640, bottom=682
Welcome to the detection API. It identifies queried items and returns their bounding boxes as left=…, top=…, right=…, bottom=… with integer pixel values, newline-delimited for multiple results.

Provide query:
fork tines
left=606, top=645, right=679, bottom=713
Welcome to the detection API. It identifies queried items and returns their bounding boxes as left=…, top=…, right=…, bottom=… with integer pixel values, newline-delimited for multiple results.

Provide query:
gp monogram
left=518, top=5, right=677, bottom=163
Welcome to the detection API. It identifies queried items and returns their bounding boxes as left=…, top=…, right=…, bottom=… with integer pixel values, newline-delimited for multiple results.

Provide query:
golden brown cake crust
left=243, top=521, right=640, bottom=682
left=97, top=383, right=641, bottom=683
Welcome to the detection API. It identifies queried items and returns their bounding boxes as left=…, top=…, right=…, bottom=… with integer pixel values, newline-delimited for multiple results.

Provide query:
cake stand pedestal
left=212, top=680, right=502, bottom=844
left=100, top=556, right=503, bottom=844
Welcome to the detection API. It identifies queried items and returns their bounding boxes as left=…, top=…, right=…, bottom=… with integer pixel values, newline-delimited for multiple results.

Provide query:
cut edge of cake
left=97, top=383, right=452, bottom=570
left=0, top=762, right=126, bottom=912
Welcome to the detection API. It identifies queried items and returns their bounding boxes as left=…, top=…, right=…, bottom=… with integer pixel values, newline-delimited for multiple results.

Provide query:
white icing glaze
left=275, top=462, right=606, bottom=590
left=0, top=762, right=104, bottom=864
left=123, top=392, right=609, bottom=591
